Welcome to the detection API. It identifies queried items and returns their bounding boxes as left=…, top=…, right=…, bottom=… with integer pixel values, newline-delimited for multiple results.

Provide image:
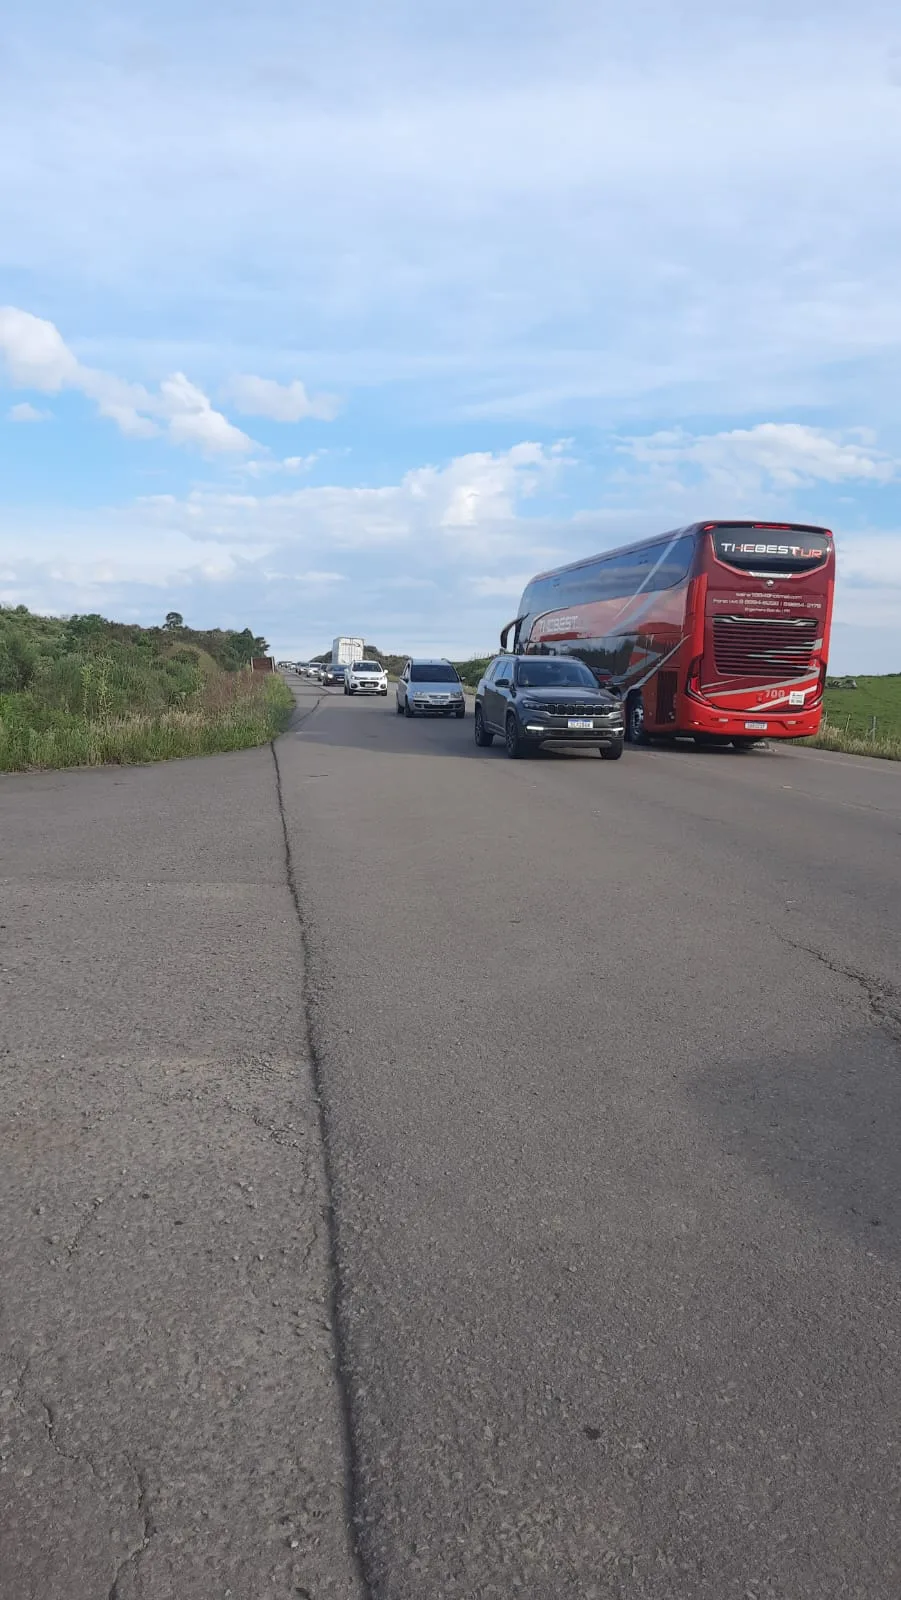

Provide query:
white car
left=344, top=659, right=388, bottom=696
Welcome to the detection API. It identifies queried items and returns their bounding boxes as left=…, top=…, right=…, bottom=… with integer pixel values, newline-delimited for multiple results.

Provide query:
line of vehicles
left=501, top=518, right=836, bottom=750
left=282, top=518, right=837, bottom=761
left=285, top=648, right=626, bottom=761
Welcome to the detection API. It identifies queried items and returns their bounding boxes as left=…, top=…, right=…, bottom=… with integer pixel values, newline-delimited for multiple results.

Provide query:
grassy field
left=0, top=607, right=294, bottom=773
left=820, top=676, right=901, bottom=742
left=803, top=675, right=901, bottom=761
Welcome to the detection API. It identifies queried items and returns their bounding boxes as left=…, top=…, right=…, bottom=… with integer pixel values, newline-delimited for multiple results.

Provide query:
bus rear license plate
left=745, top=721, right=767, bottom=730
left=568, top=719, right=593, bottom=729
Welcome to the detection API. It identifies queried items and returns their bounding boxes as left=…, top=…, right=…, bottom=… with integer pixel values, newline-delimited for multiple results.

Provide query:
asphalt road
left=0, top=745, right=364, bottom=1600
left=3, top=680, right=900, bottom=1599
left=277, top=680, right=900, bottom=1600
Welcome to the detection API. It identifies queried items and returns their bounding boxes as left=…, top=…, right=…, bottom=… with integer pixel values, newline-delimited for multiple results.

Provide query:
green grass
left=0, top=676, right=294, bottom=772
left=803, top=723, right=901, bottom=761
left=800, top=674, right=901, bottom=761
left=820, top=675, right=901, bottom=741
left=452, top=656, right=492, bottom=690
left=0, top=605, right=293, bottom=773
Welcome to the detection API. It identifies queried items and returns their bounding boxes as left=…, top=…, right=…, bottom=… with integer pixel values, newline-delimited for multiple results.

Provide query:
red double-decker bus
left=501, top=521, right=835, bottom=748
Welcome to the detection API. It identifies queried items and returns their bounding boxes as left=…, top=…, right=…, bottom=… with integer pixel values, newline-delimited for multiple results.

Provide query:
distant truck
left=331, top=636, right=364, bottom=668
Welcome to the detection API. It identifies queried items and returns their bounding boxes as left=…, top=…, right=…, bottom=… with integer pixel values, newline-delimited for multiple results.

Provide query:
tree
left=163, top=611, right=184, bottom=631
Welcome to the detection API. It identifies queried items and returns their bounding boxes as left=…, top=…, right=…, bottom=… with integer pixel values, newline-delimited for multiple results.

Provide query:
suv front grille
left=544, top=701, right=618, bottom=717
left=712, top=617, right=818, bottom=679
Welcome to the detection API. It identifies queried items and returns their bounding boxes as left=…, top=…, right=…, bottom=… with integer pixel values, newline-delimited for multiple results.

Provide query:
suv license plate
left=745, top=721, right=767, bottom=730
left=568, top=718, right=593, bottom=729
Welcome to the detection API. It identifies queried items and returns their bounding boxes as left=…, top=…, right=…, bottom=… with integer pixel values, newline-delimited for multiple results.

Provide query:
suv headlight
left=520, top=698, right=547, bottom=712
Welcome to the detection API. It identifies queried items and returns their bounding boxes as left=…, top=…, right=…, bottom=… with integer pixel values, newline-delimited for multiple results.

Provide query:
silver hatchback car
left=396, top=658, right=466, bottom=718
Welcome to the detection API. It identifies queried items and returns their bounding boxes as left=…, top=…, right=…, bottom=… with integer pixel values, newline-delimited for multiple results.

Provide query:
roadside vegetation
left=0, top=607, right=294, bottom=773
left=803, top=675, right=901, bottom=761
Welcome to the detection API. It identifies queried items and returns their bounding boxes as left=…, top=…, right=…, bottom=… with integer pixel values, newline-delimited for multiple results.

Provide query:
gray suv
left=474, top=655, right=624, bottom=759
left=396, top=659, right=466, bottom=718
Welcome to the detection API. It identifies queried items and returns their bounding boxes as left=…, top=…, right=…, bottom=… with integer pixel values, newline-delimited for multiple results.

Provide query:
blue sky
left=1, top=0, right=900, bottom=669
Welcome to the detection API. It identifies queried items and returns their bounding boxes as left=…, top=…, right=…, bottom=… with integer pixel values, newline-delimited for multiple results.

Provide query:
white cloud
left=0, top=443, right=571, bottom=620
left=0, top=307, right=252, bottom=454
left=123, top=441, right=569, bottom=568
left=240, top=453, right=323, bottom=478
left=0, top=306, right=79, bottom=390
left=620, top=423, right=897, bottom=494
left=225, top=374, right=339, bottom=422
left=159, top=372, right=253, bottom=453
left=7, top=400, right=50, bottom=422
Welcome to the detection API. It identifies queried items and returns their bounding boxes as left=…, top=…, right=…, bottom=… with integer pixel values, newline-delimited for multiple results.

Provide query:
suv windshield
left=410, top=664, right=459, bottom=682
left=353, top=662, right=381, bottom=671
left=515, top=659, right=598, bottom=690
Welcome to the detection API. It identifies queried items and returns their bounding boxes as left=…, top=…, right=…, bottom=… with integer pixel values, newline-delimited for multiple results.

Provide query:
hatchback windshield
left=353, top=662, right=381, bottom=672
left=515, top=659, right=598, bottom=690
left=410, top=664, right=459, bottom=682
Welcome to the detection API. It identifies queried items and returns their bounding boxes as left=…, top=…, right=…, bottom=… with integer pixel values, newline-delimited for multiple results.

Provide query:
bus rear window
left=711, top=527, right=831, bottom=573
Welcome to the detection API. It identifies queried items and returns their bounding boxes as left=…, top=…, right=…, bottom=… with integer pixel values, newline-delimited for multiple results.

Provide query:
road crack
left=780, top=936, right=901, bottom=1038
left=65, top=1175, right=128, bottom=1259
left=40, top=1396, right=99, bottom=1480
left=270, top=737, right=373, bottom=1600
left=108, top=1458, right=156, bottom=1600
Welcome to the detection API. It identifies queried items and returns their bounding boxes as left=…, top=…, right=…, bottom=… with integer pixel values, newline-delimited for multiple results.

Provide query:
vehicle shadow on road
left=688, top=1022, right=900, bottom=1266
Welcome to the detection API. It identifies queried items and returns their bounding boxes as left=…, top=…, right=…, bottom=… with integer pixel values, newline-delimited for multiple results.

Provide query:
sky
left=1, top=0, right=900, bottom=670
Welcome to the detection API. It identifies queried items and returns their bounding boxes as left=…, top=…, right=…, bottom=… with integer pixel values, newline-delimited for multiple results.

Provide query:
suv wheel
left=505, top=713, right=530, bottom=759
left=473, top=705, right=494, bottom=747
left=455, top=704, right=465, bottom=719
left=395, top=698, right=404, bottom=715
left=404, top=698, right=414, bottom=718
left=599, top=739, right=624, bottom=761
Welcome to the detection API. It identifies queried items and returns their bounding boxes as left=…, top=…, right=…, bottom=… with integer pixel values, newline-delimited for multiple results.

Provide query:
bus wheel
left=626, top=693, right=648, bottom=745
left=732, top=738, right=760, bottom=752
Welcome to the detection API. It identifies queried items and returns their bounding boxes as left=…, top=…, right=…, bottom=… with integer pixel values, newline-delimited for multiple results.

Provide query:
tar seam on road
left=270, top=725, right=375, bottom=1600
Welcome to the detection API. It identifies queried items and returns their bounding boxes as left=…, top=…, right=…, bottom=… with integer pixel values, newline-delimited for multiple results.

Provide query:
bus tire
left=626, top=692, right=649, bottom=745
left=732, top=738, right=760, bottom=751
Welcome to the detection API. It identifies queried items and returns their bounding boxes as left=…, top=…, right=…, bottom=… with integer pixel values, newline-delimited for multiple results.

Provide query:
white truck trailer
left=331, top=636, right=364, bottom=668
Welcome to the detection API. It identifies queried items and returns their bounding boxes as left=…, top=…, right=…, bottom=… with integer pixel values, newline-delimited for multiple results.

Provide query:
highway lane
left=0, top=746, right=364, bottom=1600
left=279, top=680, right=900, bottom=1599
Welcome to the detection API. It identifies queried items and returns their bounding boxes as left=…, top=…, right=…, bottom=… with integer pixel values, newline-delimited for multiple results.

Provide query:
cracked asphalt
left=2, top=678, right=900, bottom=1599
left=0, top=744, right=363, bottom=1600
left=277, top=681, right=900, bottom=1599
